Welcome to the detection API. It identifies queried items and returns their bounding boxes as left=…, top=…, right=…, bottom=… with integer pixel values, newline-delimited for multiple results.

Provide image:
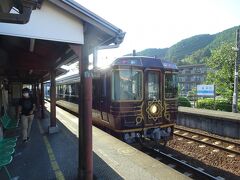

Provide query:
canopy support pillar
left=41, top=80, right=45, bottom=119
left=49, top=69, right=59, bottom=134
left=70, top=44, right=93, bottom=180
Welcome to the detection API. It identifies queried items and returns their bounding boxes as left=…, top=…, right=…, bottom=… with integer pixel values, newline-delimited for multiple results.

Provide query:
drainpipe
left=93, top=32, right=125, bottom=68
left=0, top=0, right=38, bottom=24
left=93, top=44, right=120, bottom=68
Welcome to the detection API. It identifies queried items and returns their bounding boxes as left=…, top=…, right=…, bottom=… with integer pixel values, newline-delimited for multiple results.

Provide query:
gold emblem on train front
left=164, top=102, right=171, bottom=121
left=135, top=102, right=144, bottom=125
left=146, top=100, right=163, bottom=121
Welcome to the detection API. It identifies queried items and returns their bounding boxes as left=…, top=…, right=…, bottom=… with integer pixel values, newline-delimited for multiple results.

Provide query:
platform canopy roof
left=0, top=0, right=125, bottom=83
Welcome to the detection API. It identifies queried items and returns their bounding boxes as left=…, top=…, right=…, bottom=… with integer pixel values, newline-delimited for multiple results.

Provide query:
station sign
left=162, top=62, right=178, bottom=69
left=197, top=85, right=215, bottom=97
left=114, top=58, right=142, bottom=66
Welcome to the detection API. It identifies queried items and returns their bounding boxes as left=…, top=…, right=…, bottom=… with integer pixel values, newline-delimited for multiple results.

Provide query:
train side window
left=112, top=71, right=120, bottom=100
left=71, top=84, right=76, bottom=96
left=65, top=85, right=69, bottom=95
left=101, top=74, right=107, bottom=97
left=165, top=73, right=178, bottom=99
left=59, top=85, right=63, bottom=95
left=92, top=78, right=101, bottom=108
left=68, top=84, right=72, bottom=95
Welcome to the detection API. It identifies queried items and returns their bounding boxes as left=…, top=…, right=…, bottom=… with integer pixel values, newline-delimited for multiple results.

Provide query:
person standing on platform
left=17, top=88, right=36, bottom=143
left=1, top=78, right=9, bottom=115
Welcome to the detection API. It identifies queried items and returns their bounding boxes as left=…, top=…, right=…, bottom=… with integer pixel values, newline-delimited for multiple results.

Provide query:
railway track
left=140, top=146, right=223, bottom=180
left=174, top=126, right=240, bottom=156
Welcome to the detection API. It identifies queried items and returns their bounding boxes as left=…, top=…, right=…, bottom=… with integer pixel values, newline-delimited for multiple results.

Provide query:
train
left=45, top=56, right=178, bottom=144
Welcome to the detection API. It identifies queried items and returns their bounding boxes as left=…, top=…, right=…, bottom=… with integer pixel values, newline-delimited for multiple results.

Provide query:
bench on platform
left=0, top=113, right=19, bottom=130
left=0, top=137, right=17, bottom=180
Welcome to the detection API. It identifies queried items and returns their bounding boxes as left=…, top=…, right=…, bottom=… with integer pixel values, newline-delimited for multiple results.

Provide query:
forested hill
left=131, top=26, right=239, bottom=65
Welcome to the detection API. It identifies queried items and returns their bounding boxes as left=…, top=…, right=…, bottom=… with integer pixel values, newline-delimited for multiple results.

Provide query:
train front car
left=107, top=56, right=178, bottom=144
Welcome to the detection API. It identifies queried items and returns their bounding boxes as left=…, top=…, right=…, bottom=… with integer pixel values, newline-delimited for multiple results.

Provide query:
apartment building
left=178, top=64, right=207, bottom=96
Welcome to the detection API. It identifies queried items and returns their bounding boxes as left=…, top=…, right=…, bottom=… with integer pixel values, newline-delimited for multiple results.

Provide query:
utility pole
left=232, top=28, right=240, bottom=113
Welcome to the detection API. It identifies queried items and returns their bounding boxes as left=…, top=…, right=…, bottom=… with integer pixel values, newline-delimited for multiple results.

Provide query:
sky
left=73, top=0, right=240, bottom=67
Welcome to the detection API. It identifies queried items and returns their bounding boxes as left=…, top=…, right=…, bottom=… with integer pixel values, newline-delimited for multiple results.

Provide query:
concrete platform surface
left=56, top=100, right=78, bottom=114
left=93, top=127, right=189, bottom=180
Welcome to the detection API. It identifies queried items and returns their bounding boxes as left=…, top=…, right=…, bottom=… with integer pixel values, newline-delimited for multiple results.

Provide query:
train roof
left=111, top=56, right=178, bottom=70
left=54, top=56, right=178, bottom=83
left=56, top=73, right=80, bottom=84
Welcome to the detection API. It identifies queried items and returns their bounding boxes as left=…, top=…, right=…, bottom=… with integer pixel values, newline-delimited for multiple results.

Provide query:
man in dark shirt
left=17, top=88, right=36, bottom=143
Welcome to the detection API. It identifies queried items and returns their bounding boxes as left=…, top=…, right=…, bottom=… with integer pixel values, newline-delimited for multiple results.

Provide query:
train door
left=145, top=70, right=163, bottom=125
left=100, top=72, right=109, bottom=122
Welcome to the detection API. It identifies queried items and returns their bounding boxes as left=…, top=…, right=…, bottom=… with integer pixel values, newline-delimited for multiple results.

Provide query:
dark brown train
left=47, top=56, right=178, bottom=144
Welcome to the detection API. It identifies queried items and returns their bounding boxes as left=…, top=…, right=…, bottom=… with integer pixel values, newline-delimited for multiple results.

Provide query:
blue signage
left=197, top=85, right=215, bottom=96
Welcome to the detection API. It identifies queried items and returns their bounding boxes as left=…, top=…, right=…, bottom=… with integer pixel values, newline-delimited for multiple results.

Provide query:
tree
left=206, top=43, right=239, bottom=101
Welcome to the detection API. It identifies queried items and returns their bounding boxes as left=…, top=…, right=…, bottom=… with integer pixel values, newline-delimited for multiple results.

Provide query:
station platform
left=178, top=106, right=240, bottom=121
left=0, top=104, right=189, bottom=180
left=178, top=106, right=240, bottom=138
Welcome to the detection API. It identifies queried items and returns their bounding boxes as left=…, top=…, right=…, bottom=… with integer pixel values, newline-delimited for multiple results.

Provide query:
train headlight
left=150, top=104, right=158, bottom=114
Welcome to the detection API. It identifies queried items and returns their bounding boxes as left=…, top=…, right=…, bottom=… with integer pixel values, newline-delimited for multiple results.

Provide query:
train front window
left=165, top=73, right=178, bottom=99
left=148, top=71, right=160, bottom=100
left=112, top=69, right=142, bottom=101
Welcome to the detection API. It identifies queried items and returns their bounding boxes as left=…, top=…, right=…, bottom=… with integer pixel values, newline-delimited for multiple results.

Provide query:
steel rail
left=143, top=146, right=221, bottom=180
left=174, top=128, right=240, bottom=155
left=175, top=126, right=240, bottom=146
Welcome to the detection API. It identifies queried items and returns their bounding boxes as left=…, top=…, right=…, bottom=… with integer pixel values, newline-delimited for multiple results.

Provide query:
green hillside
left=135, top=48, right=168, bottom=59
left=208, top=26, right=237, bottom=49
left=132, top=26, right=239, bottom=65
left=165, top=34, right=214, bottom=62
